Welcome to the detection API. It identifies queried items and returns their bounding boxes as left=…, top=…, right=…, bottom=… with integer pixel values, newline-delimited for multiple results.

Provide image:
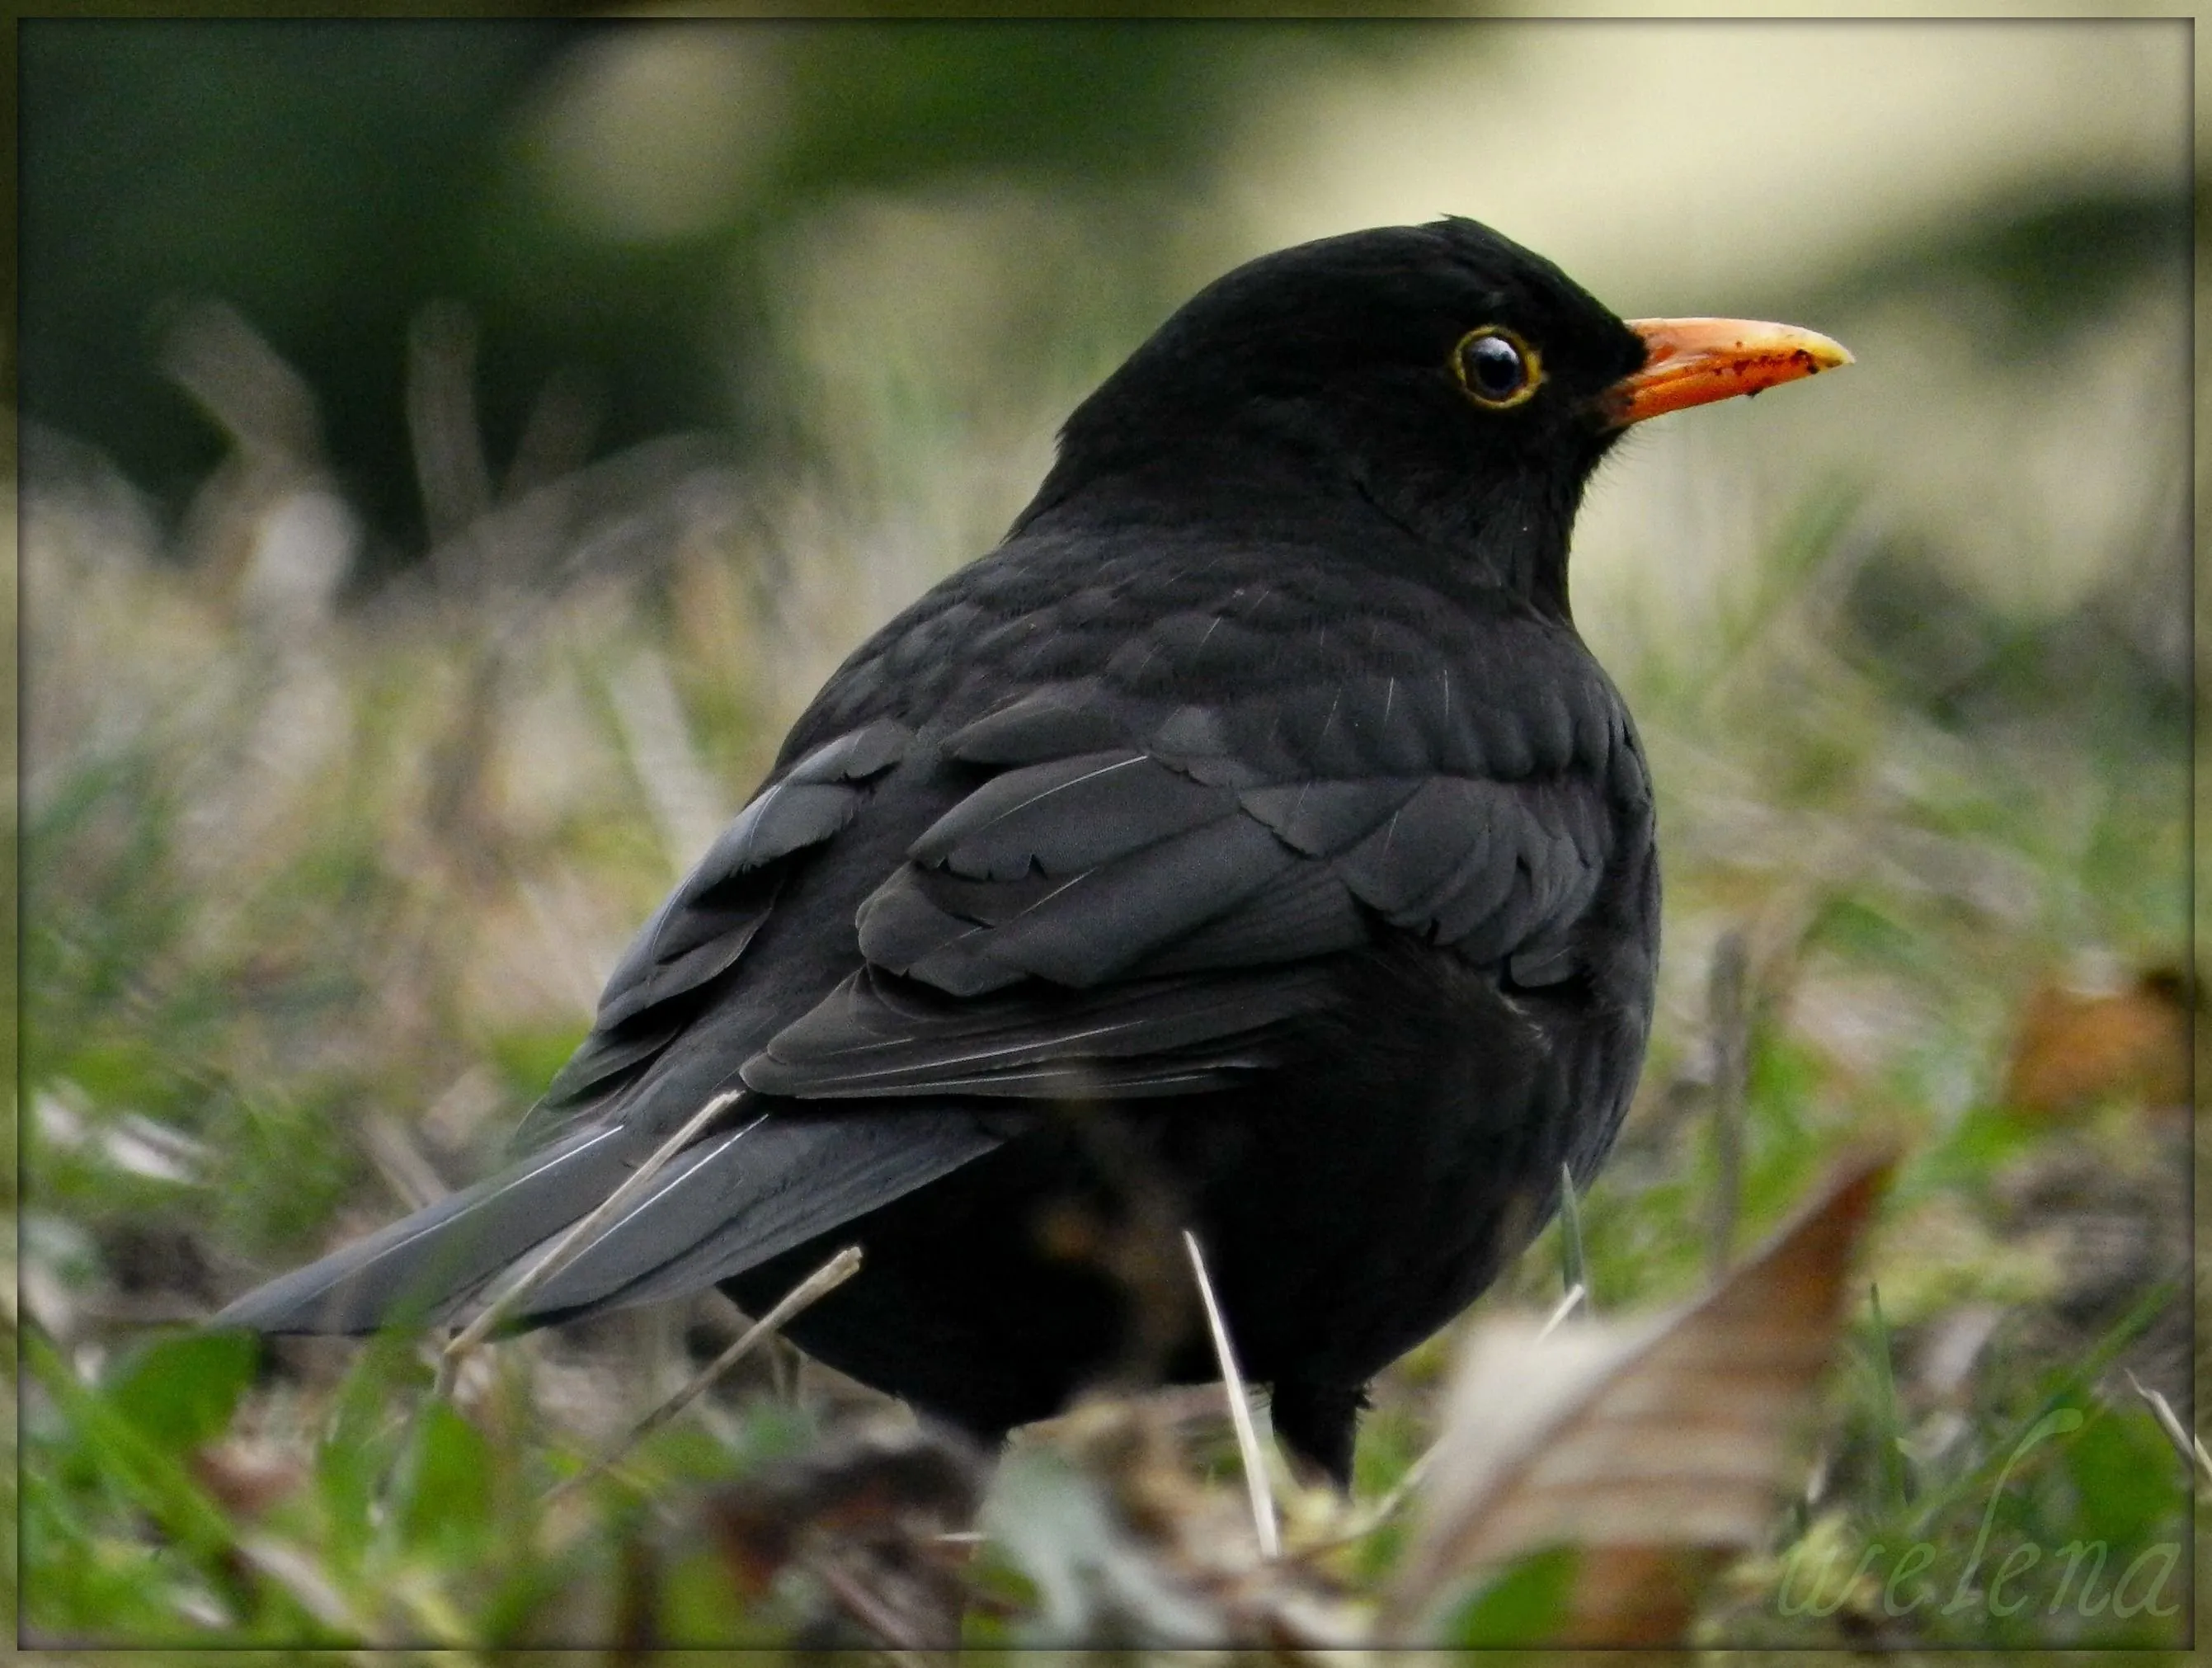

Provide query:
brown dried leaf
left=1388, top=1148, right=1894, bottom=1645
left=703, top=1418, right=985, bottom=1648
left=2003, top=966, right=2190, bottom=1120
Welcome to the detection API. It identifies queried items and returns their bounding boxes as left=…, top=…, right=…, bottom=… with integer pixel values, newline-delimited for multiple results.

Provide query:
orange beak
left=1605, top=318, right=1852, bottom=428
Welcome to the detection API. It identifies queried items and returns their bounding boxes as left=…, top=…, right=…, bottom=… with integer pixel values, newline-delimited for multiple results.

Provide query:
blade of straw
left=441, top=1088, right=748, bottom=1374
left=1184, top=1228, right=1278, bottom=1559
left=547, top=1244, right=864, bottom=1506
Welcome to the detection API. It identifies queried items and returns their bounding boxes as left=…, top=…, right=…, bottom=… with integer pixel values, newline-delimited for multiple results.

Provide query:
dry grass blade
left=238, top=1535, right=372, bottom=1637
left=1301, top=1445, right=1436, bottom=1556
left=1706, top=929, right=1750, bottom=1273
left=608, top=646, right=731, bottom=871
left=1386, top=1147, right=1895, bottom=1645
left=1537, top=1283, right=1587, bottom=1341
left=812, top=1557, right=947, bottom=1657
left=360, top=1112, right=449, bottom=1213
left=2125, top=1370, right=2212, bottom=1491
left=440, top=1089, right=748, bottom=1377
left=1183, top=1229, right=1278, bottom=1560
left=548, top=1245, right=864, bottom=1506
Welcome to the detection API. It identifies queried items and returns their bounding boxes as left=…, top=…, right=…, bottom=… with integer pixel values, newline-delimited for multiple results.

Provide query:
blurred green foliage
left=22, top=17, right=1419, bottom=557
left=1819, top=181, right=2194, bottom=349
left=34, top=19, right=2186, bottom=577
left=1444, top=1544, right=1579, bottom=1646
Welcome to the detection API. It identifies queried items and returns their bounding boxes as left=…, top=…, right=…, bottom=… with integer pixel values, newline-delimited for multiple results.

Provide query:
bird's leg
left=1267, top=1378, right=1367, bottom=1491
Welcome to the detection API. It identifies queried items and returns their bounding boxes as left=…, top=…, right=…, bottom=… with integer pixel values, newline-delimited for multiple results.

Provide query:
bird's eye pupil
left=1462, top=333, right=1527, bottom=401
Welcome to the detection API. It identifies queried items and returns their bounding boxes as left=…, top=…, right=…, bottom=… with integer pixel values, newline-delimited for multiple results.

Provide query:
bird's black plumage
left=218, top=218, right=1842, bottom=1484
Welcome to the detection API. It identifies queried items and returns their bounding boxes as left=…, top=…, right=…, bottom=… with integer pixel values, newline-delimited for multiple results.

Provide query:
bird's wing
left=472, top=649, right=1630, bottom=1320
left=745, top=655, right=1634, bottom=1100
left=509, top=717, right=914, bottom=1151
left=219, top=596, right=1639, bottom=1333
left=489, top=658, right=1626, bottom=1322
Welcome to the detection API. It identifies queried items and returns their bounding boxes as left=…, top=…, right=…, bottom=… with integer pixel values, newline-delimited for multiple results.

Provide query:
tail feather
left=210, top=1122, right=639, bottom=1334
left=212, top=1108, right=1012, bottom=1336
left=512, top=1109, right=1007, bottom=1320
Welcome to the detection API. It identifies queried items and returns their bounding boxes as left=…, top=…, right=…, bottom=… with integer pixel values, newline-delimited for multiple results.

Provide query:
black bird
left=216, top=219, right=1848, bottom=1483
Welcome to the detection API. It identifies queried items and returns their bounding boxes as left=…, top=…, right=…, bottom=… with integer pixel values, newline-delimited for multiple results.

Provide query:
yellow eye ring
left=1452, top=326, right=1543, bottom=409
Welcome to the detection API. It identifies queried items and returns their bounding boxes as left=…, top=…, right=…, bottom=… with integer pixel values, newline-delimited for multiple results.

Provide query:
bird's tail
left=210, top=1100, right=1009, bottom=1336
left=209, top=1119, right=648, bottom=1334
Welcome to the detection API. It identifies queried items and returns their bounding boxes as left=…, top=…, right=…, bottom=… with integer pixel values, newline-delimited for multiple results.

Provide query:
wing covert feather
left=744, top=963, right=1336, bottom=1100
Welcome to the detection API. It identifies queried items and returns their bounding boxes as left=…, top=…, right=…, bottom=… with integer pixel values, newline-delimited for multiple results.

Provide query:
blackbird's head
left=1025, top=217, right=1848, bottom=611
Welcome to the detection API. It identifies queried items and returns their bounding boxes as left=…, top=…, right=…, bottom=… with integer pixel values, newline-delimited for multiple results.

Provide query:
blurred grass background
left=14, top=12, right=2199, bottom=1650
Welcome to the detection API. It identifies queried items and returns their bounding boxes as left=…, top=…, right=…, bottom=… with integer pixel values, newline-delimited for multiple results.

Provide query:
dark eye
left=1452, top=327, right=1542, bottom=409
